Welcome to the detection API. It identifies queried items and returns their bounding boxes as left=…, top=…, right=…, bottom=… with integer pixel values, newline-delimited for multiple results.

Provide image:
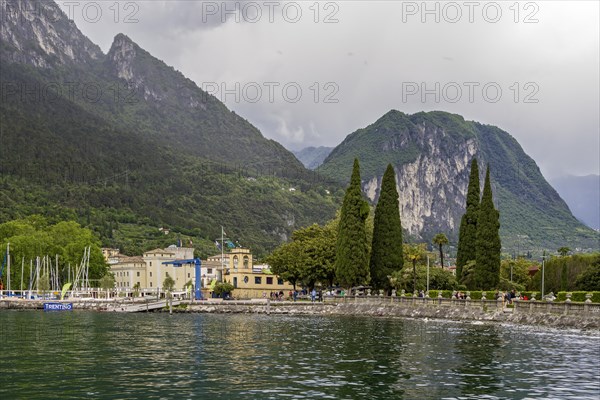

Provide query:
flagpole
left=221, top=226, right=225, bottom=283
left=7, top=243, right=10, bottom=293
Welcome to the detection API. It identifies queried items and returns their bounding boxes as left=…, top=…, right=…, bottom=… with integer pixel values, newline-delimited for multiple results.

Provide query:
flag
left=215, top=240, right=222, bottom=250
left=60, top=282, right=72, bottom=300
left=226, top=240, right=235, bottom=249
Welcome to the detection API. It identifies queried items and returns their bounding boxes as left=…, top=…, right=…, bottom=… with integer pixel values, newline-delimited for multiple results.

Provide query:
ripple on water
left=0, top=312, right=598, bottom=399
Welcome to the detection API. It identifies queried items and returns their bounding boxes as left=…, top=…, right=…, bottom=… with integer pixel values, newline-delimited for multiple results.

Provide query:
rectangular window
left=207, top=269, right=213, bottom=274
left=150, top=262, right=152, bottom=266
left=137, top=272, right=140, bottom=277
left=255, top=277, right=261, bottom=284
left=150, top=282, right=153, bottom=287
left=267, top=277, right=273, bottom=285
left=150, top=272, right=153, bottom=277
left=278, top=278, right=284, bottom=285
left=188, top=273, right=190, bottom=278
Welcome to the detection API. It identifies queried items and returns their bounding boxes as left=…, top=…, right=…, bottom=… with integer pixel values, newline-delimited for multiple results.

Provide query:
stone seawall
left=183, top=301, right=600, bottom=330
left=0, top=299, right=130, bottom=311
left=2, top=299, right=599, bottom=330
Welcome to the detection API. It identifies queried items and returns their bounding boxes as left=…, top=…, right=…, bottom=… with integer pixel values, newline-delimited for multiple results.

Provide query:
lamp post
left=541, top=250, right=546, bottom=300
left=426, top=254, right=430, bottom=293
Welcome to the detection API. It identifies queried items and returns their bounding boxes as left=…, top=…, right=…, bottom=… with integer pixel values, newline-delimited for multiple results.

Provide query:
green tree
left=295, top=222, right=337, bottom=289
left=456, top=158, right=480, bottom=281
left=529, top=253, right=598, bottom=292
left=404, top=243, right=426, bottom=293
left=460, top=260, right=477, bottom=290
left=390, top=264, right=458, bottom=292
left=432, top=233, right=449, bottom=268
left=99, top=273, right=115, bottom=290
left=335, top=159, right=370, bottom=292
left=574, top=257, right=600, bottom=291
left=133, top=282, right=141, bottom=297
left=0, top=216, right=108, bottom=287
left=38, top=272, right=50, bottom=295
left=163, top=272, right=175, bottom=293
left=557, top=247, right=571, bottom=257
left=99, top=273, right=115, bottom=298
left=500, top=258, right=532, bottom=288
left=473, top=166, right=501, bottom=290
left=267, top=240, right=305, bottom=290
left=267, top=221, right=337, bottom=290
left=213, top=281, right=234, bottom=298
left=369, top=164, right=403, bottom=293
left=163, top=272, right=176, bottom=312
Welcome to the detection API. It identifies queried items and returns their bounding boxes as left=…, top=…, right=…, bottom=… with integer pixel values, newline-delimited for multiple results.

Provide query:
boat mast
left=6, top=243, right=10, bottom=292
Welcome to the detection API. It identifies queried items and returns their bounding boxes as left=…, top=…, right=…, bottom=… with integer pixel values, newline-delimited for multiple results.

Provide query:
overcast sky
left=58, top=0, right=599, bottom=180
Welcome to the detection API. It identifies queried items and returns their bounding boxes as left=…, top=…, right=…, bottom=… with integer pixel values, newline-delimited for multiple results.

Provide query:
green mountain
left=293, top=146, right=333, bottom=170
left=0, top=0, right=341, bottom=257
left=318, top=110, right=599, bottom=254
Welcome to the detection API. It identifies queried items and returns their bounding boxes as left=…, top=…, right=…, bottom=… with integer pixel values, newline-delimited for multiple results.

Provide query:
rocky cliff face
left=105, top=33, right=205, bottom=108
left=0, top=0, right=102, bottom=67
left=361, top=122, right=479, bottom=237
left=319, top=110, right=598, bottom=251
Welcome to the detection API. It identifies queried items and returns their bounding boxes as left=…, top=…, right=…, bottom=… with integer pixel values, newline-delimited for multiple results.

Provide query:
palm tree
left=432, top=233, right=449, bottom=268
left=557, top=247, right=571, bottom=257
left=163, top=273, right=176, bottom=314
left=404, top=243, right=426, bottom=293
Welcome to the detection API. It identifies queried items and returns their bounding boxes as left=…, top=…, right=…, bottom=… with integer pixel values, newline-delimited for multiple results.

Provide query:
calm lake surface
left=0, top=311, right=599, bottom=399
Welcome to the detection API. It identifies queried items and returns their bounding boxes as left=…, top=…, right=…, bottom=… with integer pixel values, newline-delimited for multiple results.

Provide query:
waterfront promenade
left=2, top=295, right=600, bottom=329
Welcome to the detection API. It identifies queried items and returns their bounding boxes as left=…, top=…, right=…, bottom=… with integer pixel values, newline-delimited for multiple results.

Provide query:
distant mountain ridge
left=0, top=0, right=341, bottom=255
left=319, top=110, right=599, bottom=252
left=293, top=146, right=333, bottom=169
left=550, top=175, right=600, bottom=230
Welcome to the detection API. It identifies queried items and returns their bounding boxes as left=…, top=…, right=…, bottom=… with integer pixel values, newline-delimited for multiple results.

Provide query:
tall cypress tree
left=369, top=164, right=403, bottom=293
left=335, top=158, right=370, bottom=291
left=456, top=158, right=480, bottom=281
left=474, top=166, right=501, bottom=289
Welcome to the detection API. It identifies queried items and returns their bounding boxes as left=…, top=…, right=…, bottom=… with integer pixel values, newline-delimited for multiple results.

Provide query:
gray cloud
left=59, top=0, right=599, bottom=179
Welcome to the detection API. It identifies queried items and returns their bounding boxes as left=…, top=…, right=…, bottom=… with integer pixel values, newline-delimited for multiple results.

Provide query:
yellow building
left=107, top=245, right=291, bottom=299
left=111, top=256, right=146, bottom=290
left=143, top=246, right=195, bottom=291
left=214, top=248, right=293, bottom=299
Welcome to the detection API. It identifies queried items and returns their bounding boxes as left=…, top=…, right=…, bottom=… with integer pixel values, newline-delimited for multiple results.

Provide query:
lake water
left=0, top=311, right=599, bottom=399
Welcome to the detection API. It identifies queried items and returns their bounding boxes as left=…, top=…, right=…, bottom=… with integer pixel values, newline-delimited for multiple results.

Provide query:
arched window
left=243, top=256, right=249, bottom=268
left=233, top=255, right=239, bottom=269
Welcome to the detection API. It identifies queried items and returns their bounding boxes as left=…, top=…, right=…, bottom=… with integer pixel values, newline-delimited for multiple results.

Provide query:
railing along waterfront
left=322, top=295, right=600, bottom=317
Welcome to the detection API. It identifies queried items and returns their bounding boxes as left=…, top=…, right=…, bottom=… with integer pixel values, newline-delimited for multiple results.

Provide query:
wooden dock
left=108, top=299, right=184, bottom=313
